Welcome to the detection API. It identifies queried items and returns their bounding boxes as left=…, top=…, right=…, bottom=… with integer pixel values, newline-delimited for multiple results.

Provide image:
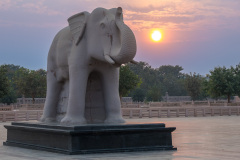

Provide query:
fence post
left=3, top=113, right=6, bottom=122
left=167, top=109, right=170, bottom=117
left=194, top=108, right=197, bottom=117
left=139, top=109, right=142, bottom=118
left=130, top=110, right=133, bottom=118
left=211, top=108, right=214, bottom=116
left=158, top=109, right=161, bottom=118
left=149, top=109, right=152, bottom=118
left=176, top=109, right=179, bottom=117
left=228, top=108, right=231, bottom=116
left=185, top=109, right=188, bottom=117
left=26, top=112, right=29, bottom=121
left=14, top=112, right=17, bottom=121
left=37, top=111, right=41, bottom=120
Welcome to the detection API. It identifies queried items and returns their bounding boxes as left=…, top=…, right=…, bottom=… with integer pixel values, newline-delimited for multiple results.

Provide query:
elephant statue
left=40, top=7, right=137, bottom=124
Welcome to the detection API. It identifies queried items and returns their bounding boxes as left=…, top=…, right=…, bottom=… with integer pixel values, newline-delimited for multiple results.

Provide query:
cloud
left=122, top=0, right=240, bottom=31
left=0, top=0, right=239, bottom=31
left=0, top=0, right=62, bottom=15
left=20, top=1, right=61, bottom=16
left=124, top=10, right=206, bottom=30
left=0, top=0, right=13, bottom=10
left=0, top=0, right=19, bottom=10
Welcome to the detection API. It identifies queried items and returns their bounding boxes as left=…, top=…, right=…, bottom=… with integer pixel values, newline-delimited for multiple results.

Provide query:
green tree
left=2, top=64, right=22, bottom=79
left=132, top=88, right=145, bottom=102
left=0, top=64, right=22, bottom=104
left=127, top=62, right=158, bottom=92
left=146, top=85, right=162, bottom=101
left=127, top=62, right=163, bottom=98
left=0, top=66, right=10, bottom=100
left=0, top=87, right=17, bottom=104
left=208, top=66, right=236, bottom=103
left=156, top=65, right=187, bottom=96
left=15, top=68, right=47, bottom=103
left=200, top=78, right=210, bottom=100
left=234, top=64, right=240, bottom=97
left=127, top=62, right=188, bottom=100
left=157, top=65, right=184, bottom=77
left=119, top=65, right=141, bottom=98
left=185, top=72, right=204, bottom=100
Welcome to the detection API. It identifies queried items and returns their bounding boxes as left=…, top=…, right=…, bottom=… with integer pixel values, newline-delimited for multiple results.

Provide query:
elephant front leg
left=40, top=71, right=62, bottom=123
left=61, top=68, right=88, bottom=125
left=102, top=68, right=125, bottom=124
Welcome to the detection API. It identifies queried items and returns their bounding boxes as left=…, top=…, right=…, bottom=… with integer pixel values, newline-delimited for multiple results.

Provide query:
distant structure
left=162, top=92, right=191, bottom=102
left=17, top=98, right=46, bottom=104
left=233, top=96, right=240, bottom=102
left=121, top=97, right=133, bottom=103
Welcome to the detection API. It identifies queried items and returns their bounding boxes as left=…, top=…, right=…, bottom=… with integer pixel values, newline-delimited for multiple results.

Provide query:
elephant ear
left=108, top=8, right=123, bottom=21
left=68, top=11, right=90, bottom=45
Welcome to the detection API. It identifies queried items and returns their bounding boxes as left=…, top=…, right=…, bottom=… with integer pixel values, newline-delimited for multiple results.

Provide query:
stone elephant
left=40, top=7, right=137, bottom=124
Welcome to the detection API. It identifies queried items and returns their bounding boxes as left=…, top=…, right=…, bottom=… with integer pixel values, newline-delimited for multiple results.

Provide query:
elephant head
left=68, top=7, right=137, bottom=65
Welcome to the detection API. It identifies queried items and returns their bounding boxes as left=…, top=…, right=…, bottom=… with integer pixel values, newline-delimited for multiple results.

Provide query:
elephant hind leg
left=40, top=70, right=63, bottom=123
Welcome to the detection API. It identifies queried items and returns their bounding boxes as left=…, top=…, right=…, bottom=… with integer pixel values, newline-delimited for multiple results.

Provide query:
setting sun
left=151, top=30, right=162, bottom=42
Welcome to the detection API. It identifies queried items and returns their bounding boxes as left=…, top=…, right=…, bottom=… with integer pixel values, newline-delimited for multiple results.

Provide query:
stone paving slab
left=1, top=116, right=240, bottom=160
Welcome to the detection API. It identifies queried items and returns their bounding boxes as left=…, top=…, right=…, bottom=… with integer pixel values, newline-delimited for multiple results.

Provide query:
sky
left=0, top=0, right=240, bottom=75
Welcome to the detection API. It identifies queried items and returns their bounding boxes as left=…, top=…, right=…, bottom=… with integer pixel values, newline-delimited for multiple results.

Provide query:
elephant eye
left=100, top=23, right=105, bottom=29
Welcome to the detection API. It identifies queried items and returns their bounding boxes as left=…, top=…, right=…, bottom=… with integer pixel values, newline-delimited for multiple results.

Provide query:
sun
left=151, top=30, right=162, bottom=42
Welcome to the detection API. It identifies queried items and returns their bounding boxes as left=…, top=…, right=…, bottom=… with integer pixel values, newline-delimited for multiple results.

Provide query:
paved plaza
left=1, top=116, right=240, bottom=160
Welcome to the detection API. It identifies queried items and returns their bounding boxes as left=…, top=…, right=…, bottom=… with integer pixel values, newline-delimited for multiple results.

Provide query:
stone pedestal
left=4, top=122, right=176, bottom=154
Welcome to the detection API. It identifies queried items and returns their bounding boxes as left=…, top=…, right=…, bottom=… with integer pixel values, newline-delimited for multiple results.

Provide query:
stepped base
left=4, top=122, right=176, bottom=154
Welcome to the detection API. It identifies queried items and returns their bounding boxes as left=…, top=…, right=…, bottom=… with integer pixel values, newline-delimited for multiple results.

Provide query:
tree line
left=120, top=62, right=240, bottom=103
left=0, top=64, right=46, bottom=104
left=1, top=62, right=240, bottom=104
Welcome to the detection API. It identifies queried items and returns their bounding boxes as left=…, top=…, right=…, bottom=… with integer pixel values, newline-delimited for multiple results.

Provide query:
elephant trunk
left=105, top=7, right=136, bottom=65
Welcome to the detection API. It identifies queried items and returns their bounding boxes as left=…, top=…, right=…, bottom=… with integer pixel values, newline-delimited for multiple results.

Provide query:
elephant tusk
left=104, top=55, right=115, bottom=64
left=130, top=60, right=138, bottom=64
